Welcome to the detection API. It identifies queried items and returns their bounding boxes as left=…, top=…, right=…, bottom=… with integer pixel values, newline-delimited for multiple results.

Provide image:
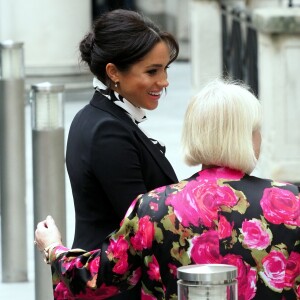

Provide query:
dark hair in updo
left=79, top=9, right=179, bottom=87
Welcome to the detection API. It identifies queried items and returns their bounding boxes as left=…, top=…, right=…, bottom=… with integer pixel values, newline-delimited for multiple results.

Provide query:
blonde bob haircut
left=182, top=79, right=262, bottom=174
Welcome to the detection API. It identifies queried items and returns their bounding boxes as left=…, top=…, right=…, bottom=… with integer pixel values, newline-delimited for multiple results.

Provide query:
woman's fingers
left=34, top=216, right=62, bottom=250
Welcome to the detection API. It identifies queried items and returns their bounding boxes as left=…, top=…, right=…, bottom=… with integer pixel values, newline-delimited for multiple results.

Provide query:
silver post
left=30, top=82, right=66, bottom=300
left=0, top=40, right=27, bottom=282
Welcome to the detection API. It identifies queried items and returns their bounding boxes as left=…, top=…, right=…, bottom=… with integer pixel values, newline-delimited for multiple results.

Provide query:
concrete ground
left=0, top=61, right=200, bottom=299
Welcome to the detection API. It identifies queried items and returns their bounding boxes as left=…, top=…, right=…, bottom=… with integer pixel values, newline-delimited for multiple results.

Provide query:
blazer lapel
left=90, top=92, right=178, bottom=183
left=135, top=130, right=178, bottom=183
left=90, top=91, right=134, bottom=124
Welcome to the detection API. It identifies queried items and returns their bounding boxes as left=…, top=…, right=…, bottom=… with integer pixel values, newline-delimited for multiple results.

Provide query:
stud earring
left=114, top=82, right=118, bottom=88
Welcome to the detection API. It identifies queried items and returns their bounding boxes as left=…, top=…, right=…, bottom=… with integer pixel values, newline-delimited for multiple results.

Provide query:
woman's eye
left=147, top=69, right=157, bottom=75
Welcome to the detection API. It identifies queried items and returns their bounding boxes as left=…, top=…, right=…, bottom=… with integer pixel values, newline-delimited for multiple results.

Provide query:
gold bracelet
left=43, top=242, right=62, bottom=264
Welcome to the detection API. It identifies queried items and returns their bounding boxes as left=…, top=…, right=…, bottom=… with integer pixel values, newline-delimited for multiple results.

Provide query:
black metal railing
left=221, top=3, right=258, bottom=96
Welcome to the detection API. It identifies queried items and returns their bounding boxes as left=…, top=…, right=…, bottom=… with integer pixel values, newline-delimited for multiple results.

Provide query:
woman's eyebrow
left=145, top=63, right=163, bottom=68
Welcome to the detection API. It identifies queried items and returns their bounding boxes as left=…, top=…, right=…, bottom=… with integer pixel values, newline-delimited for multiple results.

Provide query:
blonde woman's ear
left=252, top=130, right=261, bottom=160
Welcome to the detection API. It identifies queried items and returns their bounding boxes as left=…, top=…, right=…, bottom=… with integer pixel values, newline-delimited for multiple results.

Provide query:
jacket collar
left=90, top=90, right=134, bottom=125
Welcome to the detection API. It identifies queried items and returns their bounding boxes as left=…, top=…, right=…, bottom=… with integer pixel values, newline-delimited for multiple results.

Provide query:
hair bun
left=79, top=32, right=94, bottom=65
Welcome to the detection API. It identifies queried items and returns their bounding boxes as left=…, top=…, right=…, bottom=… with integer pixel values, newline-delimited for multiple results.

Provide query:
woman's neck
left=201, top=164, right=218, bottom=170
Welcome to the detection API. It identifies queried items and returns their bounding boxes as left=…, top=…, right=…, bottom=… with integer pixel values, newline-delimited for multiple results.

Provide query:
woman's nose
left=157, top=76, right=169, bottom=88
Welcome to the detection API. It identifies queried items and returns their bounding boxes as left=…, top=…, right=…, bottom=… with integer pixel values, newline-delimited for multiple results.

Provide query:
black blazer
left=66, top=91, right=178, bottom=251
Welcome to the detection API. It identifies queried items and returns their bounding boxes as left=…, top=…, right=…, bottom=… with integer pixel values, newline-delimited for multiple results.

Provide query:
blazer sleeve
left=90, top=118, right=147, bottom=217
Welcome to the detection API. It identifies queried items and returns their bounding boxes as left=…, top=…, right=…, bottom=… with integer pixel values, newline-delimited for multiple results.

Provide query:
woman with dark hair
left=63, top=8, right=178, bottom=300
left=36, top=79, right=300, bottom=299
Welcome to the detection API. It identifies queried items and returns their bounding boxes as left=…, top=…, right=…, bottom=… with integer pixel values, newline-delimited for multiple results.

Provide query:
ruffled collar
left=93, top=77, right=147, bottom=125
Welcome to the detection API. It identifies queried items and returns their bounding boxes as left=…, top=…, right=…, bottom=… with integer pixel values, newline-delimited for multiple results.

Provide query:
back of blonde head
left=182, top=79, right=262, bottom=174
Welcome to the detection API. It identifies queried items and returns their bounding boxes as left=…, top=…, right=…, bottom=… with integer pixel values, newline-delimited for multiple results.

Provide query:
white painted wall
left=254, top=8, right=300, bottom=182
left=189, top=0, right=222, bottom=92
left=0, top=0, right=91, bottom=76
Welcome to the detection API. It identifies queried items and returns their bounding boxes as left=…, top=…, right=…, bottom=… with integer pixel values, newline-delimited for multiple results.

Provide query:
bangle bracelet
left=43, top=242, right=62, bottom=264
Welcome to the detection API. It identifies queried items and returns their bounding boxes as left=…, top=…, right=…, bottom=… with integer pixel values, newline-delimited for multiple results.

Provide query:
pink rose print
left=147, top=186, right=166, bottom=201
left=166, top=180, right=238, bottom=227
left=190, top=230, right=220, bottom=264
left=240, top=219, right=272, bottom=250
left=259, top=250, right=287, bottom=291
left=168, top=263, right=178, bottom=278
left=89, top=256, right=100, bottom=275
left=62, top=256, right=83, bottom=273
left=54, top=282, right=71, bottom=300
left=197, top=167, right=244, bottom=181
left=245, top=268, right=257, bottom=300
left=154, top=186, right=166, bottom=193
left=112, top=253, right=129, bottom=274
left=107, top=235, right=129, bottom=274
left=147, top=256, right=161, bottom=281
left=218, top=215, right=234, bottom=239
left=107, top=235, right=129, bottom=259
left=54, top=278, right=118, bottom=299
left=78, top=283, right=119, bottom=299
left=141, top=288, right=157, bottom=300
left=131, top=216, right=154, bottom=251
left=129, top=267, right=142, bottom=286
left=296, top=284, right=300, bottom=298
left=96, top=284, right=119, bottom=299
left=260, top=187, right=300, bottom=226
left=221, top=254, right=256, bottom=300
left=149, top=202, right=159, bottom=211
left=285, top=251, right=300, bottom=288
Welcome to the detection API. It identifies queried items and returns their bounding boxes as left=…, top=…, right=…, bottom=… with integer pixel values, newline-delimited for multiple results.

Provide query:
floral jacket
left=50, top=167, right=300, bottom=300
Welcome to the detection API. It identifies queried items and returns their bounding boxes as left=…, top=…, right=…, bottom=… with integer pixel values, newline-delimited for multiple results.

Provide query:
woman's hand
left=35, top=215, right=63, bottom=251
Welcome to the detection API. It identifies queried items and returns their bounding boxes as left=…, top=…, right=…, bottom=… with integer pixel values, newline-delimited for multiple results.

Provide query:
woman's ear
left=252, top=130, right=261, bottom=160
left=106, top=63, right=119, bottom=83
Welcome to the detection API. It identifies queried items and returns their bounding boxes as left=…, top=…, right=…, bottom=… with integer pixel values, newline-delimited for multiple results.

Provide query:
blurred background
left=0, top=0, right=300, bottom=299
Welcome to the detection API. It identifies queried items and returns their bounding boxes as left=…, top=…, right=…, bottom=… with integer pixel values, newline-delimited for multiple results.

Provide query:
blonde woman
left=36, top=79, right=300, bottom=300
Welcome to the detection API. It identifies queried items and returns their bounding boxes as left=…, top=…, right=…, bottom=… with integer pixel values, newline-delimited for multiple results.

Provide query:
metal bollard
left=177, top=264, right=238, bottom=300
left=0, top=40, right=27, bottom=282
left=30, top=82, right=66, bottom=300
